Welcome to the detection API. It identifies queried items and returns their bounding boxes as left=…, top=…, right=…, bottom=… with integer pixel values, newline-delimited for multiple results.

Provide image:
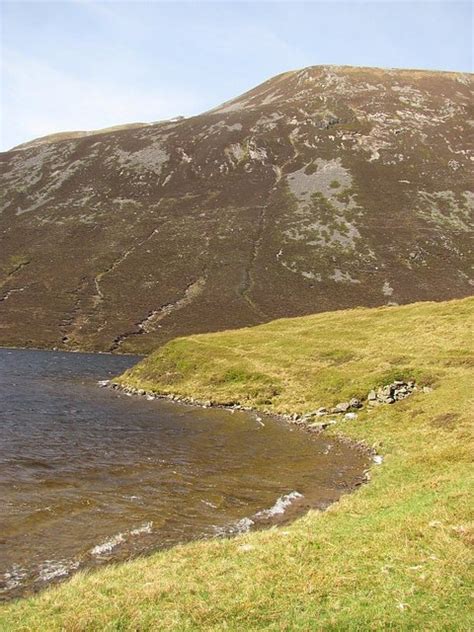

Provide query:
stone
left=344, top=412, right=358, bottom=420
left=309, top=421, right=328, bottom=430
left=334, top=402, right=350, bottom=413
left=368, top=390, right=377, bottom=401
left=308, top=407, right=329, bottom=417
left=422, top=386, right=433, bottom=393
left=349, top=397, right=362, bottom=409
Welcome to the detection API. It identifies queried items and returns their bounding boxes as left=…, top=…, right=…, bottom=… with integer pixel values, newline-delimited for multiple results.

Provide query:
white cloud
left=0, top=49, right=203, bottom=150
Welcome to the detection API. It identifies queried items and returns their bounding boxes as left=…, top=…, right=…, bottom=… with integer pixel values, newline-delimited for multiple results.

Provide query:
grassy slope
left=1, top=298, right=473, bottom=631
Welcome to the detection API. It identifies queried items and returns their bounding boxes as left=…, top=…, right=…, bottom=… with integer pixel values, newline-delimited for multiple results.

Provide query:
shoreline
left=0, top=344, right=142, bottom=357
left=105, top=378, right=377, bottom=469
left=1, top=298, right=471, bottom=629
left=0, top=349, right=371, bottom=603
left=103, top=379, right=383, bottom=456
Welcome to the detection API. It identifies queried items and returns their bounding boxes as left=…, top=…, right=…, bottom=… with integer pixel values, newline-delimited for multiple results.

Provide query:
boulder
left=315, top=407, right=328, bottom=416
left=344, top=412, right=358, bottom=420
left=309, top=421, right=328, bottom=430
left=334, top=402, right=351, bottom=413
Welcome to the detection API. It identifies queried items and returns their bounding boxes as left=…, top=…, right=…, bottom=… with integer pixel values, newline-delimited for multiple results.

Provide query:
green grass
left=1, top=298, right=473, bottom=631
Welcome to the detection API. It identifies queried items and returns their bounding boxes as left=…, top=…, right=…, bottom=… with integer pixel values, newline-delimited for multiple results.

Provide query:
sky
left=1, top=0, right=472, bottom=150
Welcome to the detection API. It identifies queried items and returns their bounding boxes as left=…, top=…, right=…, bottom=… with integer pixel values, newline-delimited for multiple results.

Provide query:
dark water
left=0, top=348, right=368, bottom=600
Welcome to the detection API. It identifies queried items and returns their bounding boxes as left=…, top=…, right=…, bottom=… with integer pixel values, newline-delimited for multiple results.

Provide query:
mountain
left=1, top=65, right=472, bottom=353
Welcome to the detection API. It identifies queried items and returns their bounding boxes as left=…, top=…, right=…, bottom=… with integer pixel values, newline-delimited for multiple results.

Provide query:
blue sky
left=1, top=1, right=472, bottom=150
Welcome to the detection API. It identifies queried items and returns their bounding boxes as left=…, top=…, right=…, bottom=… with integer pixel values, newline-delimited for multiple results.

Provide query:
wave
left=1, top=558, right=80, bottom=593
left=1, top=565, right=28, bottom=592
left=215, top=491, right=304, bottom=537
left=254, top=491, right=303, bottom=519
left=130, top=522, right=153, bottom=536
left=39, top=559, right=80, bottom=582
left=90, top=533, right=126, bottom=556
left=90, top=521, right=153, bottom=557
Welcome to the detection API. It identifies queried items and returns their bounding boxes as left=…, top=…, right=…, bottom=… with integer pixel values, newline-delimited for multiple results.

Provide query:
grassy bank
left=1, top=298, right=473, bottom=630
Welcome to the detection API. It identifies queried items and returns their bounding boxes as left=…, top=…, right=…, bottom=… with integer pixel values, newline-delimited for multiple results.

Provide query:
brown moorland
left=1, top=65, right=472, bottom=353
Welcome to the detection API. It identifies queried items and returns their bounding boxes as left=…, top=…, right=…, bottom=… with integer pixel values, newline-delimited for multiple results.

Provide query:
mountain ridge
left=9, top=65, right=469, bottom=152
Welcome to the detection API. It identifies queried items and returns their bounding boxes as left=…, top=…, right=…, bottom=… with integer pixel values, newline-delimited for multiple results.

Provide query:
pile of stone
left=302, top=397, right=361, bottom=420
left=367, top=380, right=421, bottom=406
left=301, top=380, right=427, bottom=424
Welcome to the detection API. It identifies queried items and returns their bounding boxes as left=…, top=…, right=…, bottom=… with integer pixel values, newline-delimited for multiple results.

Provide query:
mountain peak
left=1, top=66, right=472, bottom=352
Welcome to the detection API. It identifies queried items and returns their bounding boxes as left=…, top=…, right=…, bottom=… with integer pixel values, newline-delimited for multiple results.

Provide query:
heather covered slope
left=1, top=66, right=473, bottom=353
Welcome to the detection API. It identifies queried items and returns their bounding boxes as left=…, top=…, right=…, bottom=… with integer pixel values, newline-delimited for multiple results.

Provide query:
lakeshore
left=0, top=348, right=368, bottom=602
left=1, top=297, right=472, bottom=630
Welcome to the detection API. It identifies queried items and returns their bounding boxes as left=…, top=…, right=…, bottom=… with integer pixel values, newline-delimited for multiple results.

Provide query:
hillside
left=2, top=298, right=472, bottom=630
left=1, top=66, right=473, bottom=352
